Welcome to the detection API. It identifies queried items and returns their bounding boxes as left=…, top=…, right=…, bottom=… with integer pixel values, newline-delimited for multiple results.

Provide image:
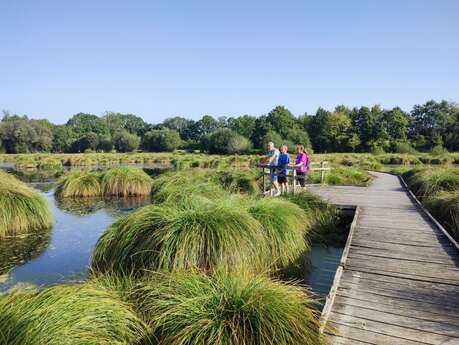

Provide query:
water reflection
left=0, top=190, right=151, bottom=291
left=55, top=195, right=151, bottom=216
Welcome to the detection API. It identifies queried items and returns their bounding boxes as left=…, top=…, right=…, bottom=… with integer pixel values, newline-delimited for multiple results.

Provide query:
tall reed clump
left=282, top=191, right=342, bottom=245
left=402, top=167, right=459, bottom=197
left=133, top=270, right=324, bottom=345
left=0, top=170, right=52, bottom=238
left=91, top=195, right=267, bottom=275
left=150, top=171, right=227, bottom=203
left=425, top=191, right=459, bottom=240
left=54, top=171, right=103, bottom=198
left=102, top=167, right=153, bottom=197
left=0, top=283, right=148, bottom=345
left=247, top=197, right=309, bottom=268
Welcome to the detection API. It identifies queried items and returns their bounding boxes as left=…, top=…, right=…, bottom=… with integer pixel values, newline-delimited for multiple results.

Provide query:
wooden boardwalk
left=308, top=171, right=459, bottom=345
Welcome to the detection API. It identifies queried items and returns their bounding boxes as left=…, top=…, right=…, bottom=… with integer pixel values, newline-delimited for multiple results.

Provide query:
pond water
left=0, top=167, right=349, bottom=301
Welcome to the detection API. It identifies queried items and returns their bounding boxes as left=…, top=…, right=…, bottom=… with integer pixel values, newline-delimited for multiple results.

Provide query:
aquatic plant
left=425, top=191, right=459, bottom=241
left=213, top=169, right=261, bottom=194
left=102, top=167, right=153, bottom=197
left=0, top=282, right=148, bottom=345
left=91, top=195, right=267, bottom=275
left=403, top=167, right=459, bottom=197
left=54, top=171, right=103, bottom=198
left=150, top=171, right=227, bottom=203
left=247, top=197, right=309, bottom=268
left=134, top=269, right=323, bottom=345
left=0, top=170, right=53, bottom=237
left=282, top=191, right=341, bottom=245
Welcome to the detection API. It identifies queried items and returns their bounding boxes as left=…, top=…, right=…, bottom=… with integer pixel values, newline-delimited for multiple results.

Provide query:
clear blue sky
left=1, top=0, right=458, bottom=124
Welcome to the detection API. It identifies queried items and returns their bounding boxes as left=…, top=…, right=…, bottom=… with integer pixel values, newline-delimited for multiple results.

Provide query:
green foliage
left=425, top=191, right=459, bottom=240
left=102, top=167, right=152, bottom=196
left=247, top=197, right=309, bottom=268
left=403, top=168, right=459, bottom=197
left=134, top=270, right=323, bottom=345
left=202, top=128, right=251, bottom=154
left=141, top=129, right=182, bottom=152
left=103, top=112, right=149, bottom=137
left=91, top=195, right=267, bottom=274
left=112, top=130, right=140, bottom=152
left=0, top=170, right=53, bottom=237
left=66, top=112, right=110, bottom=137
left=55, top=171, right=103, bottom=198
left=0, top=282, right=148, bottom=345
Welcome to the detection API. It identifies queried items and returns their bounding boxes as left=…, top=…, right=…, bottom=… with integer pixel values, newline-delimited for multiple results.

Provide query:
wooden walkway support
left=308, top=171, right=459, bottom=345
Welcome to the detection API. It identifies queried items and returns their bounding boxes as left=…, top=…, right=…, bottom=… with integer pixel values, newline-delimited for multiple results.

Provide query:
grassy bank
left=0, top=170, right=53, bottom=238
left=402, top=167, right=459, bottom=241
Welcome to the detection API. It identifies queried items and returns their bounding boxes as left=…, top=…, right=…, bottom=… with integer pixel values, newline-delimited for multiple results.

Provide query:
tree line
left=1, top=99, right=458, bottom=155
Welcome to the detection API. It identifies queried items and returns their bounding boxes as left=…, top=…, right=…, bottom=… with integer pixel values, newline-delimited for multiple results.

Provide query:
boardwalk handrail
left=258, top=161, right=331, bottom=195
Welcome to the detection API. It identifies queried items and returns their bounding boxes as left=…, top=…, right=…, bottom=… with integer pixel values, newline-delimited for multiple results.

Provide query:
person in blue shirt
left=277, top=145, right=290, bottom=194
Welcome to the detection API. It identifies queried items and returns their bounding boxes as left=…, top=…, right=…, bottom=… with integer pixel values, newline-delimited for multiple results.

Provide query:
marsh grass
left=425, top=191, right=459, bottom=241
left=91, top=195, right=267, bottom=275
left=55, top=171, right=103, bottom=198
left=282, top=191, right=342, bottom=246
left=102, top=167, right=153, bottom=197
left=133, top=269, right=324, bottom=345
left=403, top=167, right=459, bottom=197
left=0, top=282, right=148, bottom=345
left=247, top=197, right=309, bottom=268
left=0, top=170, right=53, bottom=237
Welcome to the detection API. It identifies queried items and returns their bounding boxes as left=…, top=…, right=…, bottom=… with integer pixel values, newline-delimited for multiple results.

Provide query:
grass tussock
left=102, top=167, right=153, bottom=197
left=403, top=167, right=459, bottom=197
left=54, top=171, right=103, bottom=198
left=0, top=170, right=52, bottom=237
left=0, top=282, right=148, bottom=345
left=133, top=269, right=324, bottom=345
left=247, top=197, right=310, bottom=268
left=150, top=171, right=227, bottom=203
left=282, top=191, right=342, bottom=245
left=425, top=191, right=459, bottom=241
left=91, top=195, right=267, bottom=275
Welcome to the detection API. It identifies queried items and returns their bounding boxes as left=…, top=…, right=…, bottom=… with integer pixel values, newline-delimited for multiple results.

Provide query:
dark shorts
left=296, top=172, right=307, bottom=186
left=278, top=176, right=288, bottom=184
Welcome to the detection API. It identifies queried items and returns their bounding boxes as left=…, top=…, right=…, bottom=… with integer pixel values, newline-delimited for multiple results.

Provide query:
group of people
left=261, top=142, right=310, bottom=196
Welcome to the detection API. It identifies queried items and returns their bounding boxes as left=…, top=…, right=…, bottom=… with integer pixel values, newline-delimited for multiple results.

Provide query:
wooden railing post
left=321, top=161, right=325, bottom=185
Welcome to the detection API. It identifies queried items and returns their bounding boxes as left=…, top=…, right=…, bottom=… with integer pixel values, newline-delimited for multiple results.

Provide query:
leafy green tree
left=70, top=132, right=99, bottom=152
left=112, top=130, right=140, bottom=152
left=66, top=113, right=110, bottom=137
left=0, top=115, right=53, bottom=153
left=97, top=135, right=113, bottom=152
left=266, top=106, right=298, bottom=139
left=103, top=112, right=149, bottom=136
left=187, top=115, right=220, bottom=141
left=52, top=125, right=74, bottom=152
left=410, top=100, right=458, bottom=151
left=141, top=129, right=182, bottom=152
left=261, top=130, right=283, bottom=149
left=227, top=115, right=257, bottom=139
left=201, top=128, right=251, bottom=154
left=161, top=116, right=195, bottom=140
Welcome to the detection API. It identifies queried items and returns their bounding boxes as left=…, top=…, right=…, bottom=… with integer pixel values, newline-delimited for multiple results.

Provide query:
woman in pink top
left=294, top=144, right=309, bottom=187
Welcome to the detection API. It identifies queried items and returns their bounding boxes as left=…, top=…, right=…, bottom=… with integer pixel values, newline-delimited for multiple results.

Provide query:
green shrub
left=202, top=129, right=252, bottom=154
left=91, top=196, right=267, bottom=274
left=102, top=167, right=152, bottom=197
left=0, top=170, right=53, bottom=237
left=247, top=197, right=309, bottom=268
left=55, top=171, right=102, bottom=198
left=141, top=129, right=182, bottom=152
left=133, top=270, right=323, bottom=345
left=0, top=283, right=148, bottom=345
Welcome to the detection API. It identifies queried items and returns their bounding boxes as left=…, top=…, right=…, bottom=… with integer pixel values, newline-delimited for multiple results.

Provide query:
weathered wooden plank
left=346, top=256, right=459, bottom=283
left=328, top=312, right=458, bottom=345
left=325, top=334, right=374, bottom=345
left=341, top=269, right=459, bottom=294
left=332, top=302, right=459, bottom=336
left=333, top=294, right=459, bottom=327
left=336, top=286, right=459, bottom=318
